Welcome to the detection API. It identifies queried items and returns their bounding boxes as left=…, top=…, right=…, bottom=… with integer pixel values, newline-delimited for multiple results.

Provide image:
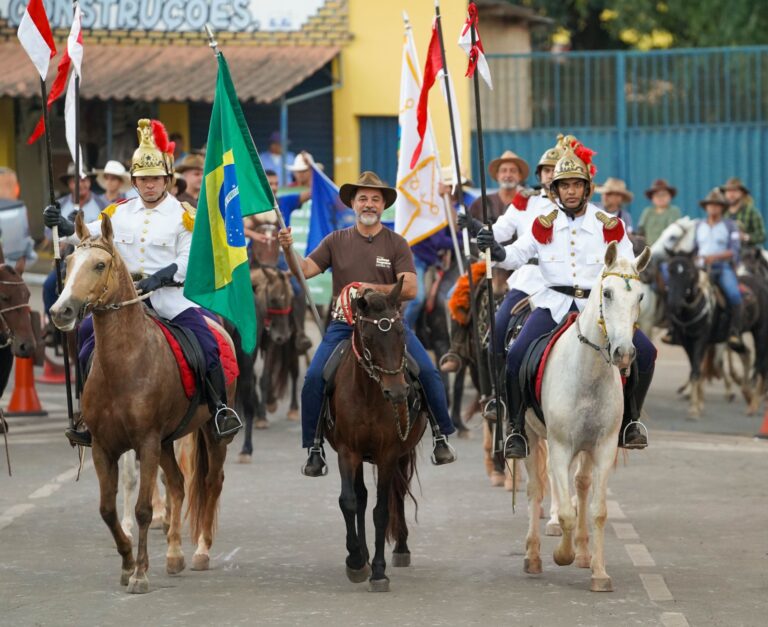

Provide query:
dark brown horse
left=49, top=213, right=236, bottom=594
left=326, top=278, right=426, bottom=592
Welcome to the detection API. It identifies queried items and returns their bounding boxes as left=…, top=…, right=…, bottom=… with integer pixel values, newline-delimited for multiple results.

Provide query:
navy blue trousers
left=301, top=320, right=456, bottom=448
left=493, top=289, right=528, bottom=354
left=78, top=307, right=220, bottom=373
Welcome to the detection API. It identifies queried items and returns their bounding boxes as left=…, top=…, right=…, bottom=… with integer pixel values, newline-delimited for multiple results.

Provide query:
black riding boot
left=205, top=362, right=243, bottom=439
left=303, top=398, right=329, bottom=477
left=619, top=362, right=653, bottom=449
left=504, top=373, right=529, bottom=459
left=65, top=356, right=92, bottom=447
left=292, top=292, right=312, bottom=354
left=727, top=303, right=746, bottom=352
left=425, top=406, right=457, bottom=465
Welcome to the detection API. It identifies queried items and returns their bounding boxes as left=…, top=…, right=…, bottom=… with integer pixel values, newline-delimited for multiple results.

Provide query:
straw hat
left=96, top=160, right=131, bottom=192
left=595, top=177, right=633, bottom=203
left=287, top=153, right=312, bottom=172
left=699, top=187, right=728, bottom=209
left=175, top=152, right=205, bottom=173
left=644, top=178, right=677, bottom=199
left=58, top=162, right=96, bottom=185
left=339, top=171, right=397, bottom=208
left=488, top=150, right=529, bottom=181
left=720, top=176, right=750, bottom=195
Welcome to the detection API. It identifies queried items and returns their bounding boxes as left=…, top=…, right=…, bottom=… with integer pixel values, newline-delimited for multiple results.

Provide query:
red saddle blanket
left=534, top=312, right=578, bottom=404
left=152, top=318, right=239, bottom=399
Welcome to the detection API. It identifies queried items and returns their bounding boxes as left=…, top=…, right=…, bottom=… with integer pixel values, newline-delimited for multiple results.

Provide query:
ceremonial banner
left=305, top=162, right=354, bottom=254
left=398, top=23, right=447, bottom=245
left=64, top=2, right=83, bottom=174
left=16, top=0, right=55, bottom=80
left=185, top=52, right=271, bottom=352
left=458, top=2, right=492, bottom=89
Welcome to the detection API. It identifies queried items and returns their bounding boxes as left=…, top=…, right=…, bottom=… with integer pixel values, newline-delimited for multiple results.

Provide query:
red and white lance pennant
left=16, top=0, right=56, bottom=80
left=64, top=3, right=84, bottom=171
left=458, top=2, right=492, bottom=90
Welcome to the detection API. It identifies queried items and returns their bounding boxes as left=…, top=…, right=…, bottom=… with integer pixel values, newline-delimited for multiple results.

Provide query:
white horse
left=523, top=242, right=650, bottom=592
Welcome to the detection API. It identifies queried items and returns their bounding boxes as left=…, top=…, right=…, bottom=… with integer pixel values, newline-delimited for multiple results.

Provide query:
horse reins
left=0, top=277, right=31, bottom=348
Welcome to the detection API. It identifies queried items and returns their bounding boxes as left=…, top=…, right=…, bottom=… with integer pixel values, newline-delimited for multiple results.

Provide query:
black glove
left=476, top=228, right=506, bottom=262
left=43, top=202, right=75, bottom=236
left=457, top=212, right=484, bottom=236
left=137, top=263, right=178, bottom=294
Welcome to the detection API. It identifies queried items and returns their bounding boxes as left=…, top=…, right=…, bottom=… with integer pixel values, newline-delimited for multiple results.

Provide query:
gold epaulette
left=537, top=208, right=559, bottom=229
left=595, top=210, right=619, bottom=230
left=181, top=201, right=196, bottom=232
left=98, top=198, right=128, bottom=220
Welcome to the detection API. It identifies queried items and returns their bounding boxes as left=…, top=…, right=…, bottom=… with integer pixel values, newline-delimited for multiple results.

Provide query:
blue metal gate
left=474, top=46, right=768, bottom=221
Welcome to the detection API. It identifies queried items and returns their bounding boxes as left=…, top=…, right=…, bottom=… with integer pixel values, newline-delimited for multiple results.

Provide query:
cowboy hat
left=287, top=152, right=312, bottom=172
left=58, top=162, right=96, bottom=185
left=339, top=171, right=397, bottom=208
left=699, top=187, right=728, bottom=209
left=96, top=160, right=130, bottom=192
left=595, top=177, right=633, bottom=203
left=720, top=176, right=750, bottom=195
left=488, top=150, right=530, bottom=181
left=644, top=178, right=677, bottom=199
left=175, top=152, right=205, bottom=173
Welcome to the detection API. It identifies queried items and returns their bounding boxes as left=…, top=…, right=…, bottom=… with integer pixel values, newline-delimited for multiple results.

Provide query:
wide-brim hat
left=175, top=152, right=205, bottom=173
left=339, top=171, right=397, bottom=208
left=595, top=177, right=633, bottom=203
left=488, top=150, right=530, bottom=181
left=287, top=153, right=312, bottom=172
left=440, top=165, right=470, bottom=186
left=699, top=187, right=728, bottom=209
left=96, top=160, right=131, bottom=192
left=172, top=172, right=187, bottom=196
left=58, top=162, right=96, bottom=185
left=645, top=178, right=677, bottom=199
left=720, top=176, right=750, bottom=195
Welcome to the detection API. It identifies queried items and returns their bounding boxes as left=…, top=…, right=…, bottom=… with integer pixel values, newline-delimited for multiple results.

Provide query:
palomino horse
left=327, top=279, right=426, bottom=592
left=49, top=213, right=236, bottom=594
left=523, top=243, right=650, bottom=592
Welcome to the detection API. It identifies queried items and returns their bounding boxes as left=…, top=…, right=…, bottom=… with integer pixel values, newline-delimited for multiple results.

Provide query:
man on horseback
left=476, top=140, right=657, bottom=459
left=43, top=119, right=242, bottom=446
left=277, top=171, right=457, bottom=476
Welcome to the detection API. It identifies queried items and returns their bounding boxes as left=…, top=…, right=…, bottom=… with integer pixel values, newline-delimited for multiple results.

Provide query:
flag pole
left=403, top=11, right=463, bottom=276
left=204, top=25, right=325, bottom=335
left=468, top=10, right=504, bottom=457
left=434, top=0, right=492, bottom=399
left=39, top=75, right=76, bottom=433
left=72, top=0, right=84, bottom=402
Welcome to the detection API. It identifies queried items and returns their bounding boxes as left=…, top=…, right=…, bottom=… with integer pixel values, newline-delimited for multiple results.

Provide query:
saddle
left=518, top=312, right=579, bottom=422
left=504, top=297, right=532, bottom=350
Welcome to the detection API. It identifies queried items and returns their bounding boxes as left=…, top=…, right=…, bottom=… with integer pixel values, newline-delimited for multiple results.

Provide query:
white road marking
left=29, top=483, right=62, bottom=499
left=55, top=460, right=93, bottom=483
left=625, top=543, right=656, bottom=567
left=640, top=573, right=673, bottom=601
left=660, top=612, right=690, bottom=627
left=612, top=522, right=639, bottom=539
left=223, top=546, right=241, bottom=562
left=607, top=500, right=626, bottom=519
left=0, top=503, right=35, bottom=531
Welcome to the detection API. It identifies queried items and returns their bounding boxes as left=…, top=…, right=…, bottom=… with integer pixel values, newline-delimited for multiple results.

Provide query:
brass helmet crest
left=130, top=119, right=175, bottom=179
left=551, top=138, right=597, bottom=186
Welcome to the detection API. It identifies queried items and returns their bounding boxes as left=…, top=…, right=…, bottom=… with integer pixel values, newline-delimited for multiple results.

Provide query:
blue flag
left=305, top=163, right=356, bottom=254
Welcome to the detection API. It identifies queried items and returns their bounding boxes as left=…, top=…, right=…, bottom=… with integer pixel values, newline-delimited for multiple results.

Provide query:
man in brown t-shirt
left=278, top=171, right=456, bottom=476
left=468, top=150, right=530, bottom=225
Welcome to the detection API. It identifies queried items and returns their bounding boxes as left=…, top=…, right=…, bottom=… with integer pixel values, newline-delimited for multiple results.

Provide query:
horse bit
left=0, top=277, right=31, bottom=349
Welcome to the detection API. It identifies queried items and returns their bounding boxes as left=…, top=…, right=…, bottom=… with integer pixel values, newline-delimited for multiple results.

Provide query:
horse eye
left=603, top=289, right=612, bottom=300
left=95, top=262, right=106, bottom=271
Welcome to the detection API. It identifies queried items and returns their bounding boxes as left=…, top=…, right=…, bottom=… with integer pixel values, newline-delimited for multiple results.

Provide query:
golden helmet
left=551, top=141, right=596, bottom=185
left=535, top=144, right=563, bottom=174
left=130, top=119, right=175, bottom=178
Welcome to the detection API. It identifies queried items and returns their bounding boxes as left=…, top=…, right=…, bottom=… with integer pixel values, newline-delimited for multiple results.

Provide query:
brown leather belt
left=551, top=285, right=591, bottom=299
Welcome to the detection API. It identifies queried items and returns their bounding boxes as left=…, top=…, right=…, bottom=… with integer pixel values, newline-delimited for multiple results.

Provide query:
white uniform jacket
left=496, top=202, right=634, bottom=322
left=491, top=190, right=555, bottom=296
left=73, top=194, right=196, bottom=319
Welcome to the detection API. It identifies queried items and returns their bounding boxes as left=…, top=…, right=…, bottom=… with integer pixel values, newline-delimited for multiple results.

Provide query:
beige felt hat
left=339, top=171, right=397, bottom=208
left=595, top=177, right=633, bottom=203
left=488, top=150, right=530, bottom=181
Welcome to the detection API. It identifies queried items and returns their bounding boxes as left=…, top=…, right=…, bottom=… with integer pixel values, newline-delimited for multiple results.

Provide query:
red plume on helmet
left=571, top=139, right=597, bottom=178
left=151, top=119, right=175, bottom=157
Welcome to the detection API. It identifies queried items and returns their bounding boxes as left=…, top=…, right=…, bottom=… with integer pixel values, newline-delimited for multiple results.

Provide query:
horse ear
left=14, top=256, right=25, bottom=276
left=604, top=241, right=618, bottom=268
left=388, top=275, right=405, bottom=307
left=74, top=210, right=88, bottom=241
left=354, top=293, right=369, bottom=315
left=100, top=212, right=114, bottom=242
left=634, top=246, right=651, bottom=273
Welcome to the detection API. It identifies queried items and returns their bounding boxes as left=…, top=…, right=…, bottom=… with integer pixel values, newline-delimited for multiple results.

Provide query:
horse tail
left=185, top=427, right=210, bottom=545
left=386, top=448, right=419, bottom=544
left=271, top=344, right=292, bottom=400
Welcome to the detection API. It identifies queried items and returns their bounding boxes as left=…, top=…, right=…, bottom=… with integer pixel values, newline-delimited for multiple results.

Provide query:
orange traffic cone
left=36, top=355, right=68, bottom=385
left=756, top=407, right=768, bottom=440
left=6, top=357, right=47, bottom=417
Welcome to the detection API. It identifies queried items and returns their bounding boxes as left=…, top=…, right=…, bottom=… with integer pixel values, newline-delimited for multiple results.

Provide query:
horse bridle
left=261, top=276, right=292, bottom=330
left=0, top=277, right=31, bottom=349
left=352, top=312, right=407, bottom=384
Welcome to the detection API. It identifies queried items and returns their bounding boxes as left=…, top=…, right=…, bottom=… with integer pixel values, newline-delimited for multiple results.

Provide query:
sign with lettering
left=0, top=0, right=327, bottom=32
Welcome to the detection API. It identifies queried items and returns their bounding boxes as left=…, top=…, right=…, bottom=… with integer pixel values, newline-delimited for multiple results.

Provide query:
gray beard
left=499, top=182, right=517, bottom=190
left=359, top=212, right=380, bottom=226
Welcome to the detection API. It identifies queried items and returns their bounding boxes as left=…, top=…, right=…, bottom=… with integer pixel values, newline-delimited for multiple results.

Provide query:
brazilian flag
left=184, top=53, right=272, bottom=352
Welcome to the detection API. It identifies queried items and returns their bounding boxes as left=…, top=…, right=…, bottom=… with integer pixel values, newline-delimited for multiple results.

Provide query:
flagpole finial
left=402, top=10, right=410, bottom=26
left=204, top=24, right=220, bottom=55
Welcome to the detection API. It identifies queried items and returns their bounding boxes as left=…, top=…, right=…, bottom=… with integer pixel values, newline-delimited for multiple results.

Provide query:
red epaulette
left=532, top=209, right=558, bottom=244
left=512, top=191, right=528, bottom=211
left=595, top=211, right=625, bottom=243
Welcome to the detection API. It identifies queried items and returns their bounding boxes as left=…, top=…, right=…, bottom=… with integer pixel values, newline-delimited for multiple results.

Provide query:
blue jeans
left=493, top=289, right=528, bottom=354
left=711, top=263, right=742, bottom=306
left=300, top=320, right=455, bottom=448
left=506, top=306, right=657, bottom=397
left=78, top=307, right=220, bottom=373
left=43, top=269, right=59, bottom=315
left=404, top=257, right=428, bottom=328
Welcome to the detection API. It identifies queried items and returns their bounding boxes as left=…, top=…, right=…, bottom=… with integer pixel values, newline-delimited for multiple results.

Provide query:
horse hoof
left=126, top=574, right=149, bottom=594
left=254, top=419, right=269, bottom=430
left=120, top=568, right=133, bottom=586
left=727, top=394, right=736, bottom=403
left=346, top=563, right=371, bottom=583
left=266, top=402, right=278, bottom=414
left=166, top=556, right=186, bottom=575
left=368, top=577, right=390, bottom=593
left=150, top=516, right=164, bottom=530
left=489, top=471, right=505, bottom=488
left=392, top=552, right=411, bottom=567
left=457, top=429, right=472, bottom=440
left=575, top=555, right=591, bottom=569
left=286, top=409, right=299, bottom=421
left=545, top=522, right=562, bottom=537
left=523, top=557, right=542, bottom=574
left=590, top=576, right=613, bottom=592
left=163, top=521, right=170, bottom=535
left=553, top=550, right=575, bottom=566
left=237, top=453, right=252, bottom=464
left=685, top=412, right=700, bottom=421
left=191, top=554, right=210, bottom=571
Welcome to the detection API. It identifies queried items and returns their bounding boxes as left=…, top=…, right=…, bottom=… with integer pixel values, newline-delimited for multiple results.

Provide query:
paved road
left=1, top=286, right=767, bottom=625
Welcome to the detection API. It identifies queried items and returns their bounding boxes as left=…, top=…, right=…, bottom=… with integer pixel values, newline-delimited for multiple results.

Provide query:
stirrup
left=482, top=397, right=507, bottom=422
left=301, top=445, right=329, bottom=477
left=213, top=404, right=243, bottom=437
left=430, top=434, right=457, bottom=465
left=621, top=420, right=648, bottom=449
left=438, top=352, right=463, bottom=372
left=503, top=431, right=529, bottom=459
left=65, top=428, right=92, bottom=448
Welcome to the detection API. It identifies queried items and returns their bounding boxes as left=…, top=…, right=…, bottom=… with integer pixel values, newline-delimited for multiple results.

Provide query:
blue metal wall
left=474, top=47, right=768, bottom=222
left=359, top=116, right=399, bottom=187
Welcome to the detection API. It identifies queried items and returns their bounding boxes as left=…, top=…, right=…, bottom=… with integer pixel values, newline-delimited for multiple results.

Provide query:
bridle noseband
left=352, top=312, right=406, bottom=383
